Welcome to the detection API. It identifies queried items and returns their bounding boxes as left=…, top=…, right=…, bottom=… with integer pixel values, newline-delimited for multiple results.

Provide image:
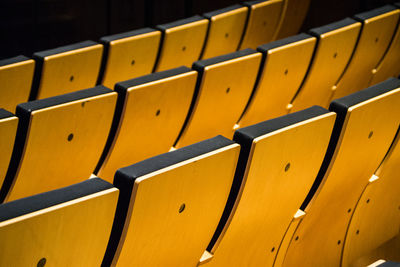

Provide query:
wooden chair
left=332, top=5, right=400, bottom=100
left=290, top=18, right=362, bottom=111
left=0, top=109, right=18, bottom=191
left=102, top=136, right=240, bottom=267
left=201, top=4, right=248, bottom=59
left=370, top=3, right=400, bottom=85
left=31, top=40, right=103, bottom=100
left=154, top=16, right=208, bottom=71
left=202, top=106, right=335, bottom=266
left=99, top=28, right=162, bottom=89
left=96, top=66, right=197, bottom=182
left=283, top=78, right=400, bottom=267
left=174, top=49, right=262, bottom=148
left=0, top=55, right=35, bottom=112
left=0, top=86, right=117, bottom=203
left=238, top=33, right=316, bottom=128
left=0, top=178, right=118, bottom=267
left=342, top=128, right=400, bottom=267
left=274, top=0, right=311, bottom=40
left=239, top=0, right=284, bottom=50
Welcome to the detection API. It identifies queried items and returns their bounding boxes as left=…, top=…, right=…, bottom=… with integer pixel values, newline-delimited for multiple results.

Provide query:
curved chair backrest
left=96, top=66, right=197, bottom=182
left=238, top=33, right=316, bottom=127
left=31, top=40, right=103, bottom=100
left=201, top=5, right=248, bottom=59
left=154, top=16, right=209, bottom=71
left=370, top=4, right=400, bottom=85
left=290, top=18, right=361, bottom=111
left=175, top=49, right=262, bottom=148
left=239, top=0, right=284, bottom=50
left=0, top=86, right=117, bottom=202
left=204, top=106, right=335, bottom=267
left=0, top=56, right=35, bottom=112
left=99, top=28, right=161, bottom=88
left=283, top=78, right=400, bottom=267
left=332, top=5, right=400, bottom=100
left=0, top=178, right=118, bottom=267
left=102, top=136, right=240, bottom=267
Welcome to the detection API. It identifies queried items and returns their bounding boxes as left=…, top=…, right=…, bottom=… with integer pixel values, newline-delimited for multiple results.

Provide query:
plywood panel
left=97, top=67, right=197, bottom=182
left=175, top=49, right=261, bottom=148
left=332, top=6, right=399, bottom=100
left=283, top=79, right=400, bottom=267
left=238, top=34, right=315, bottom=128
left=291, top=18, right=361, bottom=111
left=201, top=5, right=248, bottom=59
left=155, top=16, right=208, bottom=71
left=106, top=136, right=240, bottom=266
left=100, top=28, right=161, bottom=88
left=240, top=0, right=283, bottom=49
left=32, top=41, right=103, bottom=99
left=0, top=56, right=35, bottom=112
left=2, top=87, right=117, bottom=202
left=206, top=107, right=335, bottom=266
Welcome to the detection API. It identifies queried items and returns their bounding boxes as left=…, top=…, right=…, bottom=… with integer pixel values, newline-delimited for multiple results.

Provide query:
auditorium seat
left=96, top=67, right=197, bottom=182
left=175, top=49, right=261, bottom=148
left=238, top=33, right=316, bottom=128
left=290, top=18, right=361, bottom=111
left=102, top=136, right=240, bottom=266
left=283, top=78, right=400, bottom=267
left=201, top=5, right=248, bottom=59
left=0, top=110, right=18, bottom=191
left=275, top=0, right=311, bottom=40
left=0, top=86, right=117, bottom=203
left=154, top=16, right=208, bottom=71
left=342, top=128, right=400, bottom=267
left=0, top=178, right=118, bottom=266
left=31, top=41, right=103, bottom=100
left=99, top=28, right=161, bottom=89
left=0, top=56, right=35, bottom=112
left=370, top=3, right=400, bottom=85
left=239, top=0, right=283, bottom=50
left=332, top=5, right=400, bottom=100
left=202, top=106, right=335, bottom=266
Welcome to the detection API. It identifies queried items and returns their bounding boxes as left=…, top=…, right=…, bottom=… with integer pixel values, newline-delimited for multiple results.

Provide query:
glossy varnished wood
left=0, top=187, right=119, bottom=267
left=283, top=81, right=400, bottom=267
left=201, top=5, right=248, bottom=59
left=3, top=89, right=117, bottom=202
left=342, top=130, right=400, bottom=267
left=33, top=42, right=103, bottom=99
left=291, top=19, right=362, bottom=111
left=155, top=17, right=209, bottom=71
left=100, top=29, right=162, bottom=88
left=206, top=109, right=335, bottom=266
left=175, top=50, right=262, bottom=148
left=275, top=0, right=311, bottom=40
left=0, top=56, right=35, bottom=112
left=238, top=34, right=316, bottom=128
left=274, top=210, right=305, bottom=267
left=0, top=112, right=18, bottom=191
left=332, top=7, right=400, bottom=100
left=370, top=12, right=400, bottom=85
left=112, top=141, right=240, bottom=266
left=97, top=69, right=197, bottom=182
left=239, top=0, right=283, bottom=49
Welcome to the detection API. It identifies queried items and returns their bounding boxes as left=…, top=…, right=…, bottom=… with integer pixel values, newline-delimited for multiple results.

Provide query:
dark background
left=0, top=0, right=397, bottom=59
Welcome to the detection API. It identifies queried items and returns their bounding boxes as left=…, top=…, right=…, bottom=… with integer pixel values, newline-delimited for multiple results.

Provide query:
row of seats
left=1, top=77, right=399, bottom=266
left=1, top=4, right=399, bottom=130
left=0, top=0, right=309, bottom=112
left=1, top=4, right=400, bottom=205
